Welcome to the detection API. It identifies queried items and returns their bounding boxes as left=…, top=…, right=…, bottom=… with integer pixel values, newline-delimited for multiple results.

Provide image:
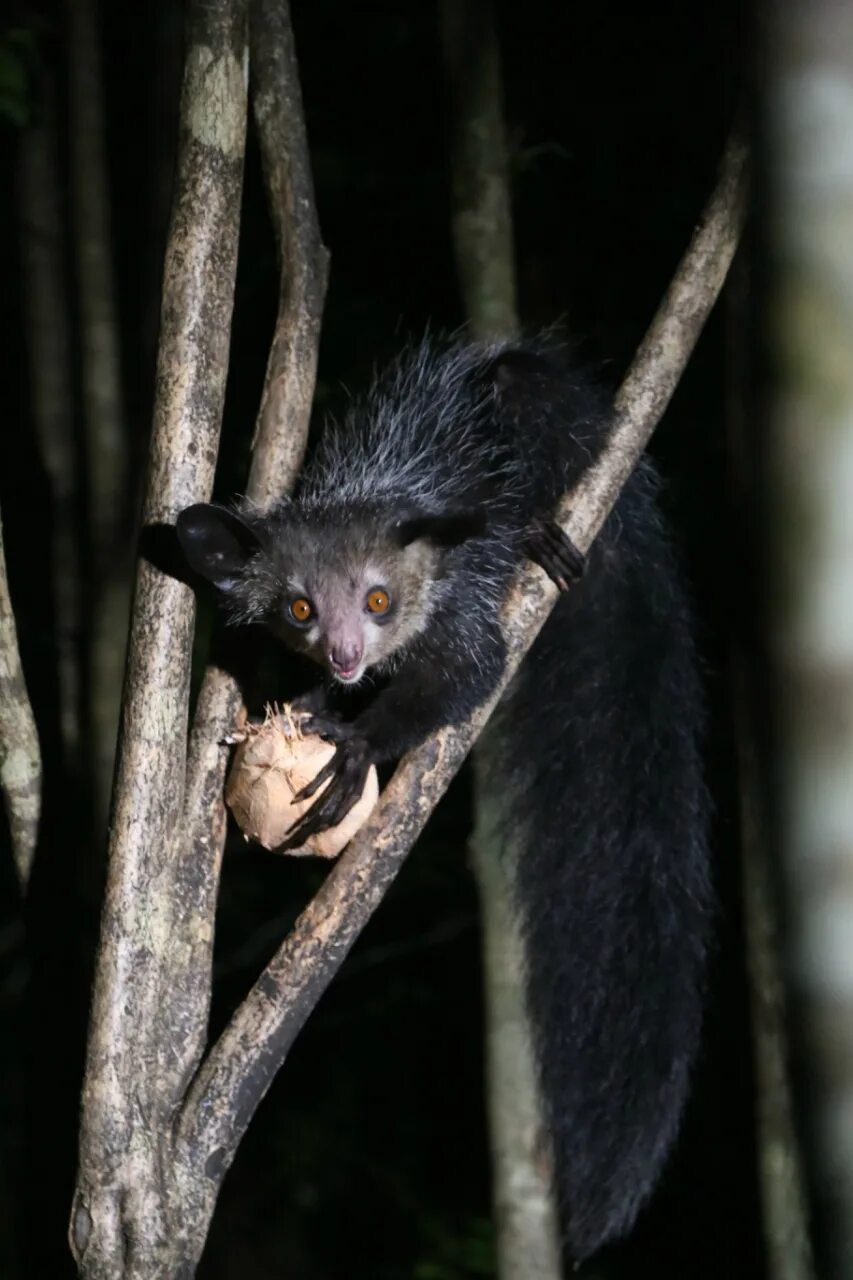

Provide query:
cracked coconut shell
left=224, top=707, right=379, bottom=858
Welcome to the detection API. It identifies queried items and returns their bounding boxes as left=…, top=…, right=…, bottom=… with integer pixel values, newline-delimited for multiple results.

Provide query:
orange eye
left=290, top=597, right=313, bottom=623
left=366, top=589, right=390, bottom=615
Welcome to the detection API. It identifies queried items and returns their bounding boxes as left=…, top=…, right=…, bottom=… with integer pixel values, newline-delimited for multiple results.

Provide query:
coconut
left=224, top=705, right=379, bottom=858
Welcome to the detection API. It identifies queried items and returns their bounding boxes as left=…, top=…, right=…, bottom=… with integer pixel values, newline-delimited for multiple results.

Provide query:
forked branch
left=72, top=2, right=329, bottom=1273
left=177, top=134, right=748, bottom=1193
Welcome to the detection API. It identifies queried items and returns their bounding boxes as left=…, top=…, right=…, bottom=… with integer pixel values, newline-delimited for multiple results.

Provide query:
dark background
left=0, top=1, right=759, bottom=1277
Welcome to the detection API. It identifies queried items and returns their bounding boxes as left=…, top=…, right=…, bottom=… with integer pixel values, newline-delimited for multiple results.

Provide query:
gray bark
left=177, top=0, right=329, bottom=1092
left=72, top=0, right=329, bottom=1272
left=71, top=1, right=250, bottom=1273
left=0, top=514, right=41, bottom=889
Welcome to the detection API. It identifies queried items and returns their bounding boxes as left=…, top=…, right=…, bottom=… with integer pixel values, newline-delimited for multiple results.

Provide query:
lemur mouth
left=333, top=664, right=362, bottom=684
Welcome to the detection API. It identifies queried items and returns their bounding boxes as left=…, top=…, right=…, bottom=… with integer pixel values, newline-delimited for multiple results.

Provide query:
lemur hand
left=276, top=715, right=372, bottom=851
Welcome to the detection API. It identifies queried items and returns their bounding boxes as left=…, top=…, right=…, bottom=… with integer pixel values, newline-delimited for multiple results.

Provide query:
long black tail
left=496, top=460, right=711, bottom=1261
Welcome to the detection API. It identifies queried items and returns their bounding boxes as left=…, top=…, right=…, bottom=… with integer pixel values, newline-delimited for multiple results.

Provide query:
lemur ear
left=488, top=347, right=550, bottom=388
left=393, top=510, right=486, bottom=549
left=175, top=504, right=261, bottom=591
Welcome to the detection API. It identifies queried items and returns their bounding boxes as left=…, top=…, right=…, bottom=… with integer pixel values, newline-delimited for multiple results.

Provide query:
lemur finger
left=303, top=771, right=364, bottom=830
left=278, top=799, right=333, bottom=849
left=293, top=753, right=338, bottom=802
left=525, top=517, right=585, bottom=591
left=278, top=776, right=361, bottom=850
left=277, top=820, right=322, bottom=852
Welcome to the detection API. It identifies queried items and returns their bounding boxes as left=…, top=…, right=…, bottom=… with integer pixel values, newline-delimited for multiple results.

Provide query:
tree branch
left=71, top=1, right=249, bottom=1270
left=441, top=0, right=518, bottom=338
left=173, top=0, right=329, bottom=1078
left=177, top=133, right=748, bottom=1197
left=0, top=513, right=41, bottom=890
left=440, top=3, right=562, bottom=1274
left=247, top=0, right=330, bottom=507
left=73, top=3, right=329, bottom=1271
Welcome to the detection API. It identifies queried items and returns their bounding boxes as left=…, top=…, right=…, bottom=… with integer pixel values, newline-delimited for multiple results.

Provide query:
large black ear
left=175, top=504, right=262, bottom=591
left=486, top=346, right=559, bottom=406
left=393, top=510, right=487, bottom=549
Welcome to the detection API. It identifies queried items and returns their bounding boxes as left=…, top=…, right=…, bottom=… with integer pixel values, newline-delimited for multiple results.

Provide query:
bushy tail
left=496, top=461, right=711, bottom=1261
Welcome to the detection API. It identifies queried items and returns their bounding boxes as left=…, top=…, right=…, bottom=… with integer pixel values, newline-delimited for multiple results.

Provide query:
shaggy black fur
left=177, top=337, right=711, bottom=1260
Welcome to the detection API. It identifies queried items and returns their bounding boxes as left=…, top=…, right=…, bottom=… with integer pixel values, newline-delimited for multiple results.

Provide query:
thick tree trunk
left=766, top=4, right=853, bottom=1274
left=71, top=2, right=250, bottom=1273
left=71, top=0, right=328, bottom=1272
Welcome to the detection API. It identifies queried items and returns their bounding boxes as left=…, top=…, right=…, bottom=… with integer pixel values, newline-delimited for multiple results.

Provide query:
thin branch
left=247, top=0, right=330, bottom=507
left=725, top=253, right=815, bottom=1280
left=735, top=656, right=816, bottom=1280
left=173, top=0, right=329, bottom=1071
left=441, top=0, right=518, bottom=339
left=440, top=2, right=561, bottom=1274
left=177, top=134, right=748, bottom=1194
left=73, top=3, right=329, bottom=1270
left=0, top=513, right=41, bottom=890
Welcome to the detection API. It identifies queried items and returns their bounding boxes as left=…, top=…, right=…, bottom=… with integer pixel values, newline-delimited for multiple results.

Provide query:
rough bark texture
left=176, top=0, right=329, bottom=1071
left=247, top=0, right=330, bottom=507
left=175, top=134, right=747, bottom=1205
left=72, top=0, right=329, bottom=1272
left=474, top=779, right=563, bottom=1280
left=0, top=514, right=41, bottom=889
left=766, top=5, right=853, bottom=1273
left=71, top=1, right=249, bottom=1273
left=440, top=3, right=561, bottom=1273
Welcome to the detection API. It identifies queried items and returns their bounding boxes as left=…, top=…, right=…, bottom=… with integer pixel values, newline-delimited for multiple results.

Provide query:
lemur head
left=176, top=503, right=484, bottom=684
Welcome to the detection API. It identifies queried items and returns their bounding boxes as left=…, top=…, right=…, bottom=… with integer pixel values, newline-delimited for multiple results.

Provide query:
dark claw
left=293, top=754, right=337, bottom=802
left=277, top=736, right=372, bottom=851
left=525, top=517, right=585, bottom=591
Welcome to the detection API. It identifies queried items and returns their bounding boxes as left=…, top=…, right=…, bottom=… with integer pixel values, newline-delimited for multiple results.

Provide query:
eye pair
left=288, top=589, right=391, bottom=624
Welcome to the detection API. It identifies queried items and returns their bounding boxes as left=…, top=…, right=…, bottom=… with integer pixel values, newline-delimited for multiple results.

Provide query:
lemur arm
left=278, top=627, right=505, bottom=850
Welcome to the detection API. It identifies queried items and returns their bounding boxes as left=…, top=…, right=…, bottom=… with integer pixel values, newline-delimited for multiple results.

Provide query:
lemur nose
left=329, top=643, right=362, bottom=674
